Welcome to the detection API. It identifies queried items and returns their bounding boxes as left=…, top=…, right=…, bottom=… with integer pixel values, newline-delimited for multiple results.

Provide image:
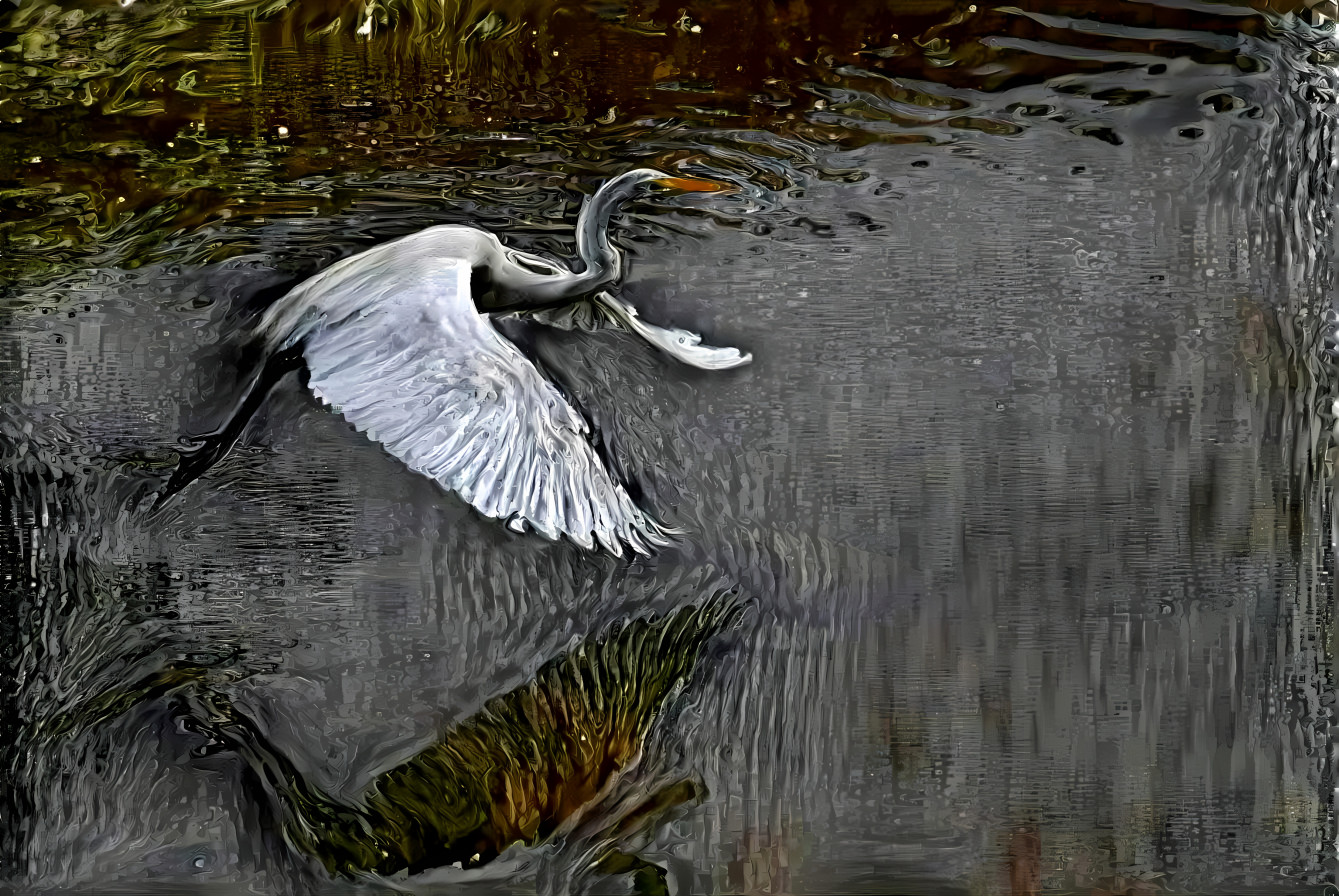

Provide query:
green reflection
left=60, top=595, right=742, bottom=880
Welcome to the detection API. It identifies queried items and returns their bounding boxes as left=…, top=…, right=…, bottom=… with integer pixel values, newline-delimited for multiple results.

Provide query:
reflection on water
left=2, top=1, right=1339, bottom=893
left=45, top=597, right=743, bottom=887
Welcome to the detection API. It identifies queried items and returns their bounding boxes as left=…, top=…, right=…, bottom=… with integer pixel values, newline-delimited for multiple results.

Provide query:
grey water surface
left=2, top=6, right=1338, bottom=895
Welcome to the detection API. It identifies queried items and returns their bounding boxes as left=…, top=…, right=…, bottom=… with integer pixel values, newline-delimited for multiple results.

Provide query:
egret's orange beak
left=652, top=175, right=736, bottom=194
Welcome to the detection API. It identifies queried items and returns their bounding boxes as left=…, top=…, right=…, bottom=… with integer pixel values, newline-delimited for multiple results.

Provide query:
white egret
left=158, top=169, right=751, bottom=555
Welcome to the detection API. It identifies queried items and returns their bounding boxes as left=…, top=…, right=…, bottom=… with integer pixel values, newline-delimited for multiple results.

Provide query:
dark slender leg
left=154, top=344, right=305, bottom=508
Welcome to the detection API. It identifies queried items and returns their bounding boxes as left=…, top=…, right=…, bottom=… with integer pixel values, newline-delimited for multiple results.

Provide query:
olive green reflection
left=154, top=596, right=741, bottom=879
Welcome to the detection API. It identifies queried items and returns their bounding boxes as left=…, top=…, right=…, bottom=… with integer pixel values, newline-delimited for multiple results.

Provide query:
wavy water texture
left=61, top=596, right=747, bottom=885
left=3, top=2, right=1339, bottom=894
left=0, top=1, right=1331, bottom=284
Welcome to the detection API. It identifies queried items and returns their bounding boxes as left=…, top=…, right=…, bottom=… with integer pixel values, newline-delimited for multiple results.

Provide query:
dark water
left=3, top=2, right=1339, bottom=893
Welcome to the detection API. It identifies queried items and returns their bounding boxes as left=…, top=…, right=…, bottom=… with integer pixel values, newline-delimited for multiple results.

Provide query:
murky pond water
left=3, top=2, right=1339, bottom=893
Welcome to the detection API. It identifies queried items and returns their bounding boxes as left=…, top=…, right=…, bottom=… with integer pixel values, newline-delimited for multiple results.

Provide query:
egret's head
left=575, top=168, right=738, bottom=284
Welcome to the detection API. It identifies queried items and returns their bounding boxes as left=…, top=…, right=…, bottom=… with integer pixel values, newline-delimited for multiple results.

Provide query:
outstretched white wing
left=294, top=257, right=670, bottom=555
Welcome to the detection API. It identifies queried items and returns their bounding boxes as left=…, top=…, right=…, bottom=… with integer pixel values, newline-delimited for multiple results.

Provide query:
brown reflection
left=1006, top=823, right=1041, bottom=896
left=0, top=0, right=1332, bottom=282
left=3, top=0, right=1324, bottom=140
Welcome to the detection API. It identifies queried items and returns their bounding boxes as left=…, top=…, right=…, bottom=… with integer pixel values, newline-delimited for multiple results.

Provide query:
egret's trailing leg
left=154, top=344, right=305, bottom=508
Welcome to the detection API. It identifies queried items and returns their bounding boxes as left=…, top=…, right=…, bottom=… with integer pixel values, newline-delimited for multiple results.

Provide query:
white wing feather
left=270, top=254, right=668, bottom=555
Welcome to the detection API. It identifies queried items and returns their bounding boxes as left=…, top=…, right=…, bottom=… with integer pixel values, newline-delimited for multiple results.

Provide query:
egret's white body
left=168, top=169, right=749, bottom=555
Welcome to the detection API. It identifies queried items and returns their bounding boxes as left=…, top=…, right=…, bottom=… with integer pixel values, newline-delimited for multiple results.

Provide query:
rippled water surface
left=3, top=2, right=1339, bottom=893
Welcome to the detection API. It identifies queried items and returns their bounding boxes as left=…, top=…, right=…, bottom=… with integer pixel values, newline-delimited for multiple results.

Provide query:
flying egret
left=158, top=169, right=751, bottom=555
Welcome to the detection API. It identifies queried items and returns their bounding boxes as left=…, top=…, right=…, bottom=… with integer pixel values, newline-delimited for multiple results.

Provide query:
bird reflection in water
left=158, top=170, right=751, bottom=556
left=52, top=596, right=743, bottom=889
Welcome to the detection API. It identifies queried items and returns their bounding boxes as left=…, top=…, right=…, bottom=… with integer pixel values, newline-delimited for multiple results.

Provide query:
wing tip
left=495, top=505, right=678, bottom=557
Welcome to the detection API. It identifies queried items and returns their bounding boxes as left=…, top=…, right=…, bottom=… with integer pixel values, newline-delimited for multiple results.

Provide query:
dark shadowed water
left=3, top=2, right=1339, bottom=894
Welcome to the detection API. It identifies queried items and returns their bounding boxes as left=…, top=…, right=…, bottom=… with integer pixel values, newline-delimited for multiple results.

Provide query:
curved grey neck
left=568, top=168, right=664, bottom=294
